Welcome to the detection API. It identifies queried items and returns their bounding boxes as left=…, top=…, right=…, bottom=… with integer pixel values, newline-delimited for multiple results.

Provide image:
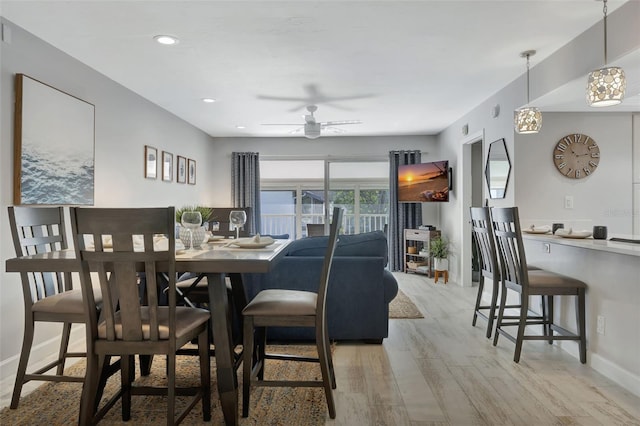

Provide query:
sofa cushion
left=286, top=230, right=388, bottom=265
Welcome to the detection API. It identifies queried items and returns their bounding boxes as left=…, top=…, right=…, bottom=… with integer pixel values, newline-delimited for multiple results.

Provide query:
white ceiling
left=1, top=0, right=636, bottom=138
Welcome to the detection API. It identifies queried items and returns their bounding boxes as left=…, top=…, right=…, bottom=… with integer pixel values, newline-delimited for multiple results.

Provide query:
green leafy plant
left=430, top=236, right=448, bottom=259
left=175, top=205, right=213, bottom=223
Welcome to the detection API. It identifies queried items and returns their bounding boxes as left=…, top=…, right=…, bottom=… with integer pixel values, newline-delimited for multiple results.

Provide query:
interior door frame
left=460, top=129, right=484, bottom=288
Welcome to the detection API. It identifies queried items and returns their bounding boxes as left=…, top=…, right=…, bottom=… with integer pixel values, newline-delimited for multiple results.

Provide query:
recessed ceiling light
left=153, top=35, right=179, bottom=45
left=202, top=98, right=216, bottom=103
left=235, top=125, right=246, bottom=129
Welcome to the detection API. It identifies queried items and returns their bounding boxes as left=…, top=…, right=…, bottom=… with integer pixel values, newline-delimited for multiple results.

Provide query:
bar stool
left=491, top=207, right=587, bottom=363
left=470, top=207, right=502, bottom=338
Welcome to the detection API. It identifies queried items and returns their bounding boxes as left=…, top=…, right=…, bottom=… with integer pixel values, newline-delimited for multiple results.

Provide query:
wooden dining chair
left=7, top=206, right=103, bottom=409
left=242, top=207, right=343, bottom=419
left=70, top=207, right=211, bottom=425
left=491, top=207, right=587, bottom=363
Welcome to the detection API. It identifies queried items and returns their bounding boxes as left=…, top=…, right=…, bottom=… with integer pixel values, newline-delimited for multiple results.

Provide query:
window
left=260, top=159, right=389, bottom=238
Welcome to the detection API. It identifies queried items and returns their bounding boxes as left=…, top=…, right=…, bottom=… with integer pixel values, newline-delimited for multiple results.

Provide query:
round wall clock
left=553, top=133, right=600, bottom=179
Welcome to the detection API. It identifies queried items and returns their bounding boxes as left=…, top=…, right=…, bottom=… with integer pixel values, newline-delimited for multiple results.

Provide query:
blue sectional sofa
left=241, top=230, right=398, bottom=343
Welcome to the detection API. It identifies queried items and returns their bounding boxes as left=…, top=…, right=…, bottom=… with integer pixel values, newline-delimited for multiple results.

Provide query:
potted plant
left=430, top=236, right=449, bottom=271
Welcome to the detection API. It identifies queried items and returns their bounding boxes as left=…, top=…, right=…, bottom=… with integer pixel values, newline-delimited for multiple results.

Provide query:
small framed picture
left=162, top=151, right=173, bottom=182
left=144, top=145, right=157, bottom=179
left=188, top=159, right=196, bottom=185
left=177, top=155, right=187, bottom=184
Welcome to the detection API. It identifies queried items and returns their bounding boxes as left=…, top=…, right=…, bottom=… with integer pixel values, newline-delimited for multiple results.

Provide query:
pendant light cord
left=603, top=0, right=608, bottom=65
left=526, top=53, right=531, bottom=104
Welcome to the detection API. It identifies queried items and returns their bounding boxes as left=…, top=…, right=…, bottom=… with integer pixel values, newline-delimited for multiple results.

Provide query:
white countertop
left=521, top=233, right=640, bottom=257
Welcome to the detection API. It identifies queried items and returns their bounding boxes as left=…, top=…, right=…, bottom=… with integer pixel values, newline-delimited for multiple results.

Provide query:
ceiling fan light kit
left=262, top=105, right=361, bottom=139
left=586, top=0, right=626, bottom=107
left=305, top=123, right=321, bottom=139
left=514, top=50, right=542, bottom=135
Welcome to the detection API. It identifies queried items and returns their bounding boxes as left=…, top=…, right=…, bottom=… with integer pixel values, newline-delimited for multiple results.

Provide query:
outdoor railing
left=260, top=213, right=388, bottom=238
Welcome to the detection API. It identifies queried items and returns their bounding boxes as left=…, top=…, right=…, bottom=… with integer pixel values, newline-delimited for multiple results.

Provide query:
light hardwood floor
left=330, top=272, right=640, bottom=425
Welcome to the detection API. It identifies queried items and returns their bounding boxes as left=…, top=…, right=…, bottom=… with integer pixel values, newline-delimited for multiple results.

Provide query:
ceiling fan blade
left=324, top=126, right=347, bottom=134
left=261, top=123, right=304, bottom=126
left=321, top=120, right=362, bottom=126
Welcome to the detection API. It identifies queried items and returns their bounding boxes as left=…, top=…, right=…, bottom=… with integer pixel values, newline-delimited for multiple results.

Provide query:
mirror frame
left=485, top=138, right=511, bottom=199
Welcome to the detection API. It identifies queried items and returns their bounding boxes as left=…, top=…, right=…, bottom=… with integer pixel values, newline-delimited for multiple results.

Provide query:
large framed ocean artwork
left=13, top=74, right=95, bottom=205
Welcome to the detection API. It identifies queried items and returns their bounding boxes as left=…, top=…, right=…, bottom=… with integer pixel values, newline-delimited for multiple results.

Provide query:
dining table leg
left=207, top=272, right=239, bottom=425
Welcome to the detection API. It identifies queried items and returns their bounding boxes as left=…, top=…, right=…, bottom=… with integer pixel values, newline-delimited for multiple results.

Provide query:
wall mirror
left=485, top=138, right=511, bottom=199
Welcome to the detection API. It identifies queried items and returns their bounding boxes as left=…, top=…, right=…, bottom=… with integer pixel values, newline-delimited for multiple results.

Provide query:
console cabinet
left=404, top=229, right=440, bottom=277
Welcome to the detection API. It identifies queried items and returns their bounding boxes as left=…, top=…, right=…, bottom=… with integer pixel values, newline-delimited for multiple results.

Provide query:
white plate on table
left=557, top=231, right=592, bottom=239
left=230, top=237, right=275, bottom=249
left=522, top=225, right=551, bottom=234
left=522, top=229, right=551, bottom=234
left=208, top=235, right=225, bottom=242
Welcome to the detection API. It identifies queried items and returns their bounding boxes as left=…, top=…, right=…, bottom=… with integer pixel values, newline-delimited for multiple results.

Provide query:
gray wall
left=515, top=112, right=634, bottom=234
left=437, top=1, right=639, bottom=287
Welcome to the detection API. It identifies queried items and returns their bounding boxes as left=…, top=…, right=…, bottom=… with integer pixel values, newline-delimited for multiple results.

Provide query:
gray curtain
left=231, top=152, right=261, bottom=234
left=389, top=150, right=422, bottom=271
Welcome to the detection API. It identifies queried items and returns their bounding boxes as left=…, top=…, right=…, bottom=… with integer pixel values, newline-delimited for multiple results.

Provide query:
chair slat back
left=470, top=207, right=499, bottom=279
left=490, top=207, right=529, bottom=293
left=316, top=207, right=343, bottom=328
left=70, top=207, right=176, bottom=343
left=8, top=206, right=71, bottom=302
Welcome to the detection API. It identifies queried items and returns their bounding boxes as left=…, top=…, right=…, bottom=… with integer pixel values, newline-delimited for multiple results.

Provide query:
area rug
left=389, top=289, right=424, bottom=319
left=0, top=345, right=328, bottom=425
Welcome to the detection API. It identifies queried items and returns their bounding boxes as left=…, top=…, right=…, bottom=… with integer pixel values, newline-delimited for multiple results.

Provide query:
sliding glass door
left=260, top=158, right=389, bottom=238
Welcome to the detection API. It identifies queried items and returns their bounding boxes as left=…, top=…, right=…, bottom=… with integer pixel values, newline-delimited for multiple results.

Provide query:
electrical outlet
left=597, top=315, right=605, bottom=335
left=564, top=195, right=574, bottom=209
left=544, top=243, right=551, bottom=253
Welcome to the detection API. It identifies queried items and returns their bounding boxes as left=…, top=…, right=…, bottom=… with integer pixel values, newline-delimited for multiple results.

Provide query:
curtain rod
left=258, top=152, right=429, bottom=161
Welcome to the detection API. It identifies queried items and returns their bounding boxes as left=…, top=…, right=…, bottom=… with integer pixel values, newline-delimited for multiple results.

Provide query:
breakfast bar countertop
left=522, top=233, right=640, bottom=257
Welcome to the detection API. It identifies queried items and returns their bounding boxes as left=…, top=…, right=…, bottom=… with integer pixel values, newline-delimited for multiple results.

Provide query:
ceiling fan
left=261, top=105, right=362, bottom=139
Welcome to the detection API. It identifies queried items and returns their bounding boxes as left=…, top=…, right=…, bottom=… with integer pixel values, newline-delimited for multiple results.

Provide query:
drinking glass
left=181, top=211, right=202, bottom=250
left=229, top=210, right=247, bottom=239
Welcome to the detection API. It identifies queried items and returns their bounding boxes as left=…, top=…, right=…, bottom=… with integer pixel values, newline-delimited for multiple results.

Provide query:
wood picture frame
left=13, top=74, right=95, bottom=205
left=144, top=145, right=157, bottom=179
left=162, top=151, right=173, bottom=182
left=188, top=158, right=196, bottom=185
left=177, top=155, right=187, bottom=184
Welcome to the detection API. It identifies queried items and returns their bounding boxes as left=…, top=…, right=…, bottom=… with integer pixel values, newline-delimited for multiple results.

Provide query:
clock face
left=553, top=133, right=600, bottom=179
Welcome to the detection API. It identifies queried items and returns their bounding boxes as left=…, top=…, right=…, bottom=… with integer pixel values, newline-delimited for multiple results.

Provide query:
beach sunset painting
left=398, top=160, right=449, bottom=202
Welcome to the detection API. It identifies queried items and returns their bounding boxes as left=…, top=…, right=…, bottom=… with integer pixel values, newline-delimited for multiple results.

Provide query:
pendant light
left=586, top=0, right=626, bottom=107
left=514, top=50, right=542, bottom=135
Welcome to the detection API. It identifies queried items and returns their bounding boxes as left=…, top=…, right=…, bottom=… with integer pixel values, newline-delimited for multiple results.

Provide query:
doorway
left=460, top=130, right=484, bottom=287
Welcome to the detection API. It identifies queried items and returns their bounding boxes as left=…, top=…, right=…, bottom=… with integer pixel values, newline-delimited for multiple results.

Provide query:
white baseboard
left=590, top=353, right=640, bottom=398
left=0, top=326, right=86, bottom=408
left=481, top=294, right=640, bottom=399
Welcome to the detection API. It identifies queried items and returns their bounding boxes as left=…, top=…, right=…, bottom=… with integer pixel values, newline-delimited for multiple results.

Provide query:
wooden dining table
left=5, top=238, right=291, bottom=425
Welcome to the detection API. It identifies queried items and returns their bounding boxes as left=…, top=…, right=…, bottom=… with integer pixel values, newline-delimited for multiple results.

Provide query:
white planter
left=434, top=258, right=448, bottom=271
left=179, top=226, right=206, bottom=249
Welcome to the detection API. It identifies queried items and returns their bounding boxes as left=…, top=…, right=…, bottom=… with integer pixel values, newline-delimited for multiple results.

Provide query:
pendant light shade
left=587, top=66, right=626, bottom=107
left=514, top=107, right=542, bottom=134
left=586, top=0, right=626, bottom=107
left=514, top=50, right=541, bottom=135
